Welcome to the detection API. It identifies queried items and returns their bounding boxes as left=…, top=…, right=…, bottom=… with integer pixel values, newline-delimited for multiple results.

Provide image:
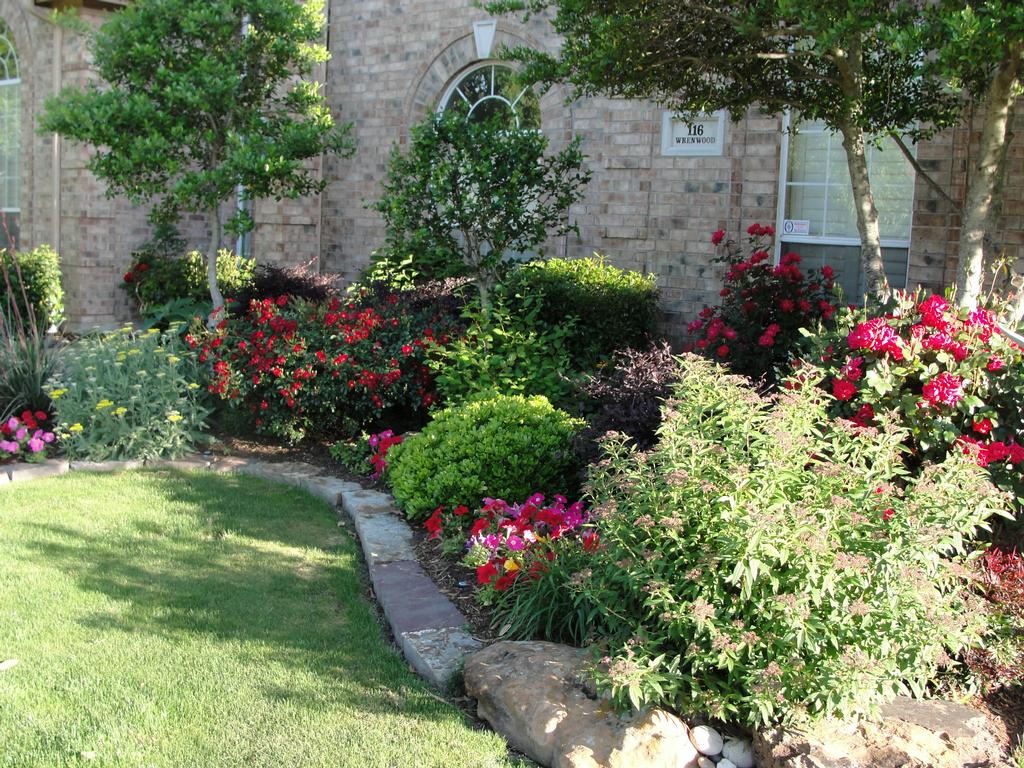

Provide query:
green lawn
left=0, top=471, right=514, bottom=768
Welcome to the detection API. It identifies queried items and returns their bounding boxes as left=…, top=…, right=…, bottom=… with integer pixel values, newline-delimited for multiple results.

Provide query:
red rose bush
left=197, top=286, right=458, bottom=441
left=688, top=224, right=838, bottom=381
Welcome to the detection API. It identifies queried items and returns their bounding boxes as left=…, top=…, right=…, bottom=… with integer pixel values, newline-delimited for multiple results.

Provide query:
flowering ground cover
left=0, top=471, right=515, bottom=768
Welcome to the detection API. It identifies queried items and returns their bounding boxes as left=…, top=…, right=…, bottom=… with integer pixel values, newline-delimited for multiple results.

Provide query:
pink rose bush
left=0, top=411, right=55, bottom=462
left=803, top=290, right=1024, bottom=494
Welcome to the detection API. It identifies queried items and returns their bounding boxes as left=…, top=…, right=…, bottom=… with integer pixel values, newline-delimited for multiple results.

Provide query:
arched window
left=438, top=62, right=540, bottom=130
left=0, top=19, right=19, bottom=248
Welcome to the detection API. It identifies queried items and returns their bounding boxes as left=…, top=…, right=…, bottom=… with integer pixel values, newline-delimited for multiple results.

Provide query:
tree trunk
left=207, top=204, right=225, bottom=327
left=956, top=46, right=1022, bottom=310
left=838, top=122, right=888, bottom=301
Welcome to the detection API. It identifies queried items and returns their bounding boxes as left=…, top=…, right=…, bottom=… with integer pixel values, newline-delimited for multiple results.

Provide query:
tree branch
left=890, top=133, right=962, bottom=213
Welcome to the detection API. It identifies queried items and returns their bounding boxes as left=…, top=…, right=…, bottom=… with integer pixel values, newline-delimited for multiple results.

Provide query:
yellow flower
left=95, top=399, right=114, bottom=410
left=49, top=388, right=66, bottom=400
left=69, top=423, right=84, bottom=433
left=168, top=355, right=180, bottom=364
left=187, top=382, right=200, bottom=390
left=146, top=328, right=160, bottom=335
left=167, top=412, right=183, bottom=423
left=127, top=348, right=141, bottom=356
left=504, top=559, right=521, bottom=573
left=113, top=407, right=128, bottom=416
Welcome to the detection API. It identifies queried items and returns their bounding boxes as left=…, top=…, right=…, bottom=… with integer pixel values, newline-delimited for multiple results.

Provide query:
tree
left=41, top=0, right=353, bottom=321
left=923, top=2, right=1023, bottom=309
left=373, top=113, right=591, bottom=310
left=490, top=0, right=962, bottom=300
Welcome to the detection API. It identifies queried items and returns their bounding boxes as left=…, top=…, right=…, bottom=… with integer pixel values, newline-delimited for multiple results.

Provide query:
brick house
left=2, top=0, right=1021, bottom=336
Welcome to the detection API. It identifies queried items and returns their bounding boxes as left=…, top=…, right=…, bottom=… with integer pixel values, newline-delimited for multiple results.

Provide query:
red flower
left=988, top=356, right=1005, bottom=372
left=494, top=572, right=518, bottom=592
left=831, top=377, right=857, bottom=402
left=922, top=371, right=965, bottom=408
left=123, top=271, right=134, bottom=283
left=453, top=505, right=469, bottom=517
left=973, top=418, right=993, bottom=435
left=840, top=356, right=863, bottom=381
left=711, top=229, right=726, bottom=245
left=882, top=508, right=895, bottom=521
left=716, top=344, right=729, bottom=358
left=847, top=317, right=904, bottom=359
left=851, top=403, right=875, bottom=427
left=424, top=507, right=444, bottom=540
left=821, top=265, right=835, bottom=280
left=779, top=299, right=795, bottom=312
left=476, top=561, right=498, bottom=585
left=582, top=532, right=601, bottom=552
left=276, top=295, right=288, bottom=307
left=470, top=518, right=490, bottom=537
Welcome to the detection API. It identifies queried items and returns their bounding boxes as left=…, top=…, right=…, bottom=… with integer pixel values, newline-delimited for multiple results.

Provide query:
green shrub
left=47, top=327, right=209, bottom=461
left=431, top=297, right=579, bottom=408
left=503, top=257, right=659, bottom=364
left=388, top=395, right=584, bottom=520
left=122, top=248, right=255, bottom=319
left=2, top=245, right=64, bottom=329
left=494, top=356, right=1010, bottom=725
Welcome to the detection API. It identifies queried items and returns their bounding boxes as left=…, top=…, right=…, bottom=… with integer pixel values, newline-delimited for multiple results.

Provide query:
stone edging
left=1, top=455, right=481, bottom=689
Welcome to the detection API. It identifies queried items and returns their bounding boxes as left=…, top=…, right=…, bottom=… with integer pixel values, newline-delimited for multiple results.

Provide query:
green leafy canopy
left=41, top=0, right=354, bottom=235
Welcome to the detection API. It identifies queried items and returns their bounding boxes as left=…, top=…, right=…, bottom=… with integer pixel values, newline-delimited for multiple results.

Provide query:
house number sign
left=660, top=110, right=727, bottom=157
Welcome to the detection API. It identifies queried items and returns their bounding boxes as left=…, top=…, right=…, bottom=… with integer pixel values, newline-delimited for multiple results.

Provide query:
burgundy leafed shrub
left=573, top=342, right=680, bottom=466
left=964, top=546, right=1024, bottom=688
left=227, top=264, right=341, bottom=310
left=687, top=224, right=839, bottom=382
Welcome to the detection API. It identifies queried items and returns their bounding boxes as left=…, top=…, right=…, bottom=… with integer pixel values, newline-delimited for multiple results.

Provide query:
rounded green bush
left=2, top=245, right=64, bottom=329
left=503, top=257, right=659, bottom=364
left=388, top=394, right=584, bottom=520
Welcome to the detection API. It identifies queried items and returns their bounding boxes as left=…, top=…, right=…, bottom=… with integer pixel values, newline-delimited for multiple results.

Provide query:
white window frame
left=774, top=111, right=914, bottom=285
left=437, top=60, right=535, bottom=130
left=0, top=21, right=20, bottom=247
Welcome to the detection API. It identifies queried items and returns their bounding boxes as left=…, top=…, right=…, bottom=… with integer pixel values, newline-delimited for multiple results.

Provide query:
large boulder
left=754, top=697, right=1012, bottom=768
left=463, top=640, right=700, bottom=768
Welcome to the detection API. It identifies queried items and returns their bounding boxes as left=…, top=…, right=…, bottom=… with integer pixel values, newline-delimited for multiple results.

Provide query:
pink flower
left=987, top=356, right=1005, bottom=372
left=922, top=371, right=965, bottom=408
left=28, top=438, right=44, bottom=453
left=0, top=440, right=17, bottom=453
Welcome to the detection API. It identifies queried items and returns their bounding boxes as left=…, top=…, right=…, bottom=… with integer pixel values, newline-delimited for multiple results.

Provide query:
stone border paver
left=0, top=453, right=482, bottom=689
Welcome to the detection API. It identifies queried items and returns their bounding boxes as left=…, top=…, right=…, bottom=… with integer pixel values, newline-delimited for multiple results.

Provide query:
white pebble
left=718, top=761, right=737, bottom=768
left=697, top=758, right=716, bottom=768
left=688, top=724, right=724, bottom=756
left=722, top=737, right=755, bottom=768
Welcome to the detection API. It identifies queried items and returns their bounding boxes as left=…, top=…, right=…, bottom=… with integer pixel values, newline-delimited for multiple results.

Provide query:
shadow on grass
left=14, top=470, right=468, bottom=726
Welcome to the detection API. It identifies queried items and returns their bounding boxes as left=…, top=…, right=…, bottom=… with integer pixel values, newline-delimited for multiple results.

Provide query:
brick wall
left=5, top=0, right=1022, bottom=333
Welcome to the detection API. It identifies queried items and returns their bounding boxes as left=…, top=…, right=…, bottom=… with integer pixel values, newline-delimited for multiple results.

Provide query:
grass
left=0, top=470, right=515, bottom=768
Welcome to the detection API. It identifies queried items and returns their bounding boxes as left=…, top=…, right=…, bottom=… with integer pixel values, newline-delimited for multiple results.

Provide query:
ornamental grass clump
left=47, top=326, right=208, bottom=461
left=513, top=355, right=1010, bottom=725
left=387, top=394, right=584, bottom=521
